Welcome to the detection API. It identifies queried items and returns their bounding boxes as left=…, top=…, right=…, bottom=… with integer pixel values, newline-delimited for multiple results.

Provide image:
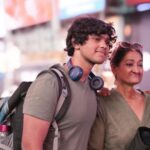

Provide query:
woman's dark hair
left=64, top=16, right=117, bottom=56
left=110, top=42, right=143, bottom=67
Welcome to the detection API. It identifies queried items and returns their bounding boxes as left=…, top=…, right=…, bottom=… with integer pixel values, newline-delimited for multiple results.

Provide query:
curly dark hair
left=64, top=16, right=117, bottom=56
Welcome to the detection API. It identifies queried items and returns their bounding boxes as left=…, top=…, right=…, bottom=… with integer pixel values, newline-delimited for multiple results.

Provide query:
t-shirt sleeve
left=23, top=71, right=59, bottom=122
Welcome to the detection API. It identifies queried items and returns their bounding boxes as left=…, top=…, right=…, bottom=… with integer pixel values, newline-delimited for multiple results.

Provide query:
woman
left=88, top=42, right=150, bottom=150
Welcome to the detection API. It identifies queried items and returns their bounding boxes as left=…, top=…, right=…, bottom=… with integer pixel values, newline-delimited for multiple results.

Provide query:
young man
left=22, top=16, right=116, bottom=150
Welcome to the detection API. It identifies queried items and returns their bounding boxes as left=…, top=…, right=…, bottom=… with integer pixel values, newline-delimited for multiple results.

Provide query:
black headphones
left=67, top=59, right=104, bottom=90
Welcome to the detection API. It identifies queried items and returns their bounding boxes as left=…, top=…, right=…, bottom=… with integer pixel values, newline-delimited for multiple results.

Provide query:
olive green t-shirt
left=88, top=89, right=150, bottom=150
left=23, top=65, right=97, bottom=150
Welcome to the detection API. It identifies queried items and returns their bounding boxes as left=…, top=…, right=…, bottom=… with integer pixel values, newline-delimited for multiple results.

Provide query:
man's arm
left=22, top=114, right=51, bottom=150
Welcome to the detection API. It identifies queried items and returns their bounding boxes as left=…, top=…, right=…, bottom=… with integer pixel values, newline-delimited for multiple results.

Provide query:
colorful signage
left=126, top=0, right=150, bottom=6
left=59, top=0, right=106, bottom=19
left=4, top=0, right=52, bottom=30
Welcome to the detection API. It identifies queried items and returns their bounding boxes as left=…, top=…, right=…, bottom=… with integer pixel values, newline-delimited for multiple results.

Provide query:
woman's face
left=112, top=50, right=143, bottom=86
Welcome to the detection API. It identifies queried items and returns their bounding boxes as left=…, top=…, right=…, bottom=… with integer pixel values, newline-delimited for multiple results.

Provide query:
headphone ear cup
left=68, top=66, right=83, bottom=81
left=90, top=76, right=104, bottom=90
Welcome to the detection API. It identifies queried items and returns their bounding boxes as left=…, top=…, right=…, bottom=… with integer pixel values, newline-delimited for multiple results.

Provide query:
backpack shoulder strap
left=37, top=64, right=71, bottom=122
left=49, top=65, right=71, bottom=150
left=50, top=65, right=71, bottom=122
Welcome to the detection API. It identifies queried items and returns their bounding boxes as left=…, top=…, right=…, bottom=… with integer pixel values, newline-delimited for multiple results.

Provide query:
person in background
left=88, top=41, right=150, bottom=150
left=22, top=16, right=116, bottom=150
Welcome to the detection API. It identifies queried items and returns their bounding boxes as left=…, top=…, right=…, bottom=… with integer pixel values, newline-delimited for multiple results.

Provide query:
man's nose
left=99, top=40, right=108, bottom=50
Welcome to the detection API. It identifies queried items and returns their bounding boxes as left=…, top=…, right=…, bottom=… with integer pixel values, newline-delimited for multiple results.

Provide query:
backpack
left=0, top=64, right=71, bottom=150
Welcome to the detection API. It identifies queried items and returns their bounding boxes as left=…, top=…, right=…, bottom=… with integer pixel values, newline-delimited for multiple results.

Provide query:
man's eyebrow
left=100, top=34, right=110, bottom=40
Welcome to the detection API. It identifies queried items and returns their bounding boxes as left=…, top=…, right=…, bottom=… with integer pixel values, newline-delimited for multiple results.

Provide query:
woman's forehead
left=122, top=50, right=143, bottom=61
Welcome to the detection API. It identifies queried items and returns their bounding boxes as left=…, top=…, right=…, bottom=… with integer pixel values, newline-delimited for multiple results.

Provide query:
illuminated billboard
left=4, top=0, right=52, bottom=30
left=3, top=0, right=106, bottom=29
left=126, top=0, right=150, bottom=6
left=59, top=0, right=106, bottom=20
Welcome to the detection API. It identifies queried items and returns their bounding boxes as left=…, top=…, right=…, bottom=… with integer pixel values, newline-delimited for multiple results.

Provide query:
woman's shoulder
left=145, top=92, right=150, bottom=100
left=98, top=88, right=119, bottom=101
left=137, top=89, right=150, bottom=100
left=96, top=89, right=120, bottom=123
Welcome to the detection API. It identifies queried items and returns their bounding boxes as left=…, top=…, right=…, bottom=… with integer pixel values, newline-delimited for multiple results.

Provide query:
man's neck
left=71, top=58, right=93, bottom=78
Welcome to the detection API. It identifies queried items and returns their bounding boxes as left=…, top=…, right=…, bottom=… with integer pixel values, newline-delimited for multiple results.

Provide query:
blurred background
left=0, top=0, right=150, bottom=97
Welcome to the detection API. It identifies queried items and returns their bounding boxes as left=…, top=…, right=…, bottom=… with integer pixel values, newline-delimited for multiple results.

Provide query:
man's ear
left=74, top=44, right=80, bottom=50
left=72, top=42, right=80, bottom=50
left=72, top=38, right=80, bottom=50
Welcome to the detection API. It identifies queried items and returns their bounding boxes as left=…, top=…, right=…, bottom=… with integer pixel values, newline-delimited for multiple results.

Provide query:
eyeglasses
left=108, top=42, right=143, bottom=60
left=118, top=42, right=143, bottom=51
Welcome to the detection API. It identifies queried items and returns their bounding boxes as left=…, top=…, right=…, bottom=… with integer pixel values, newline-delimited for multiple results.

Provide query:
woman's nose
left=133, top=66, right=141, bottom=73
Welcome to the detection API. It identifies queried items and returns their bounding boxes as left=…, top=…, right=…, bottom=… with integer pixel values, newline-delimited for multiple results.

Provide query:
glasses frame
left=118, top=42, right=143, bottom=51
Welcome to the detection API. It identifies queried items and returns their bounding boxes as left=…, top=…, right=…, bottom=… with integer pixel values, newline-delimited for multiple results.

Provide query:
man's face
left=78, top=34, right=110, bottom=65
